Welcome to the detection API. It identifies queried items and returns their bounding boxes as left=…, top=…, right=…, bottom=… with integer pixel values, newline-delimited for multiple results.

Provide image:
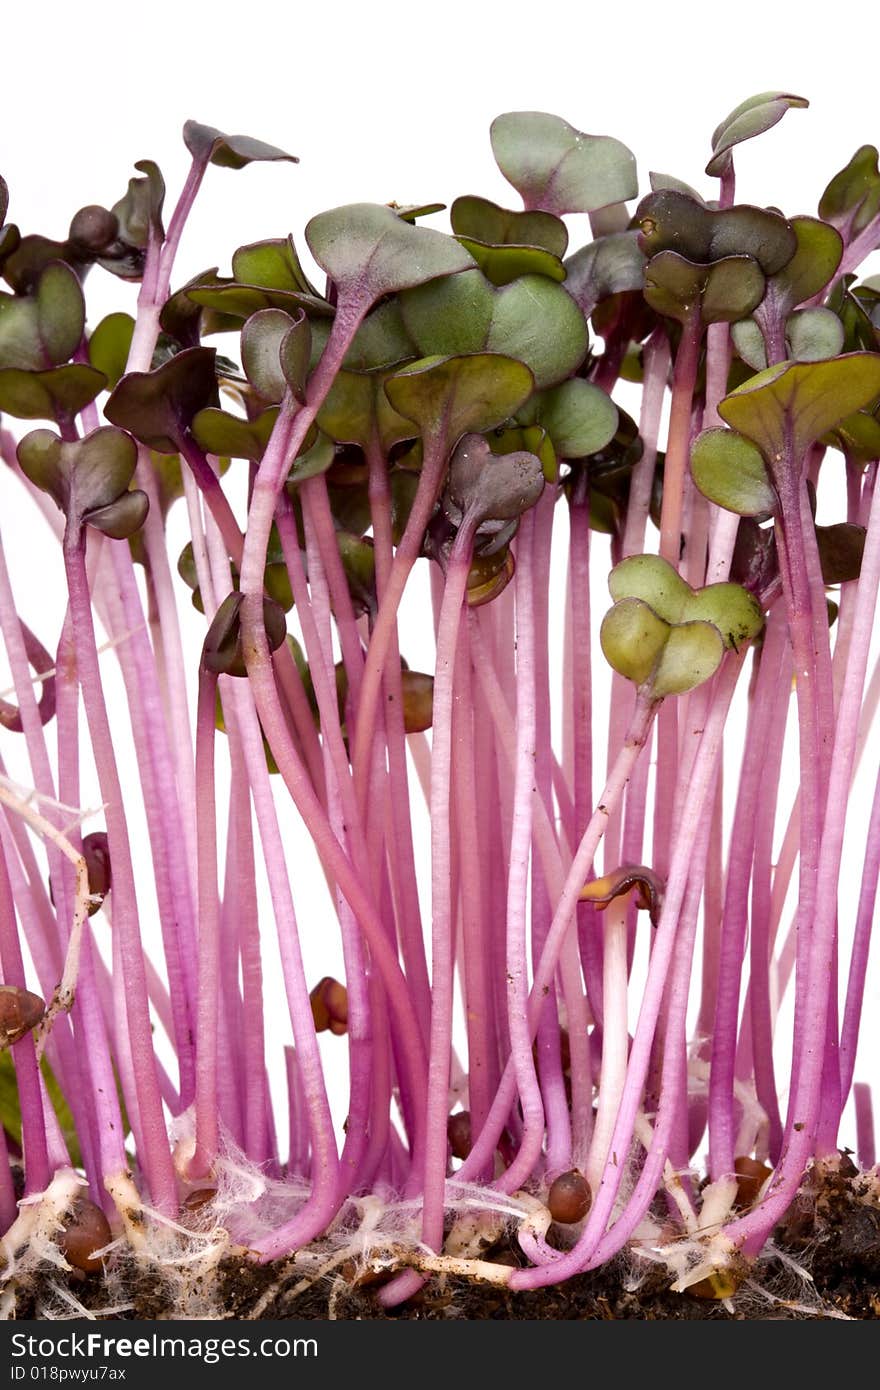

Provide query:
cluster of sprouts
left=0, top=96, right=879, bottom=1312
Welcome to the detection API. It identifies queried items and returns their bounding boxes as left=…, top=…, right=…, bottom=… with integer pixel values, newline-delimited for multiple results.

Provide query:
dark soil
left=7, top=1160, right=880, bottom=1321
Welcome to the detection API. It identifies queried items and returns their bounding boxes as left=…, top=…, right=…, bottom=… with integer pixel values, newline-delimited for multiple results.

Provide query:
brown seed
left=310, top=977, right=348, bottom=1035
left=181, top=1187, right=216, bottom=1214
left=734, top=1154, right=772, bottom=1208
left=82, top=832, right=111, bottom=914
left=547, top=1169, right=592, bottom=1224
left=401, top=671, right=434, bottom=733
left=0, top=985, right=45, bottom=1048
left=60, top=1196, right=112, bottom=1273
left=447, top=1110, right=472, bottom=1160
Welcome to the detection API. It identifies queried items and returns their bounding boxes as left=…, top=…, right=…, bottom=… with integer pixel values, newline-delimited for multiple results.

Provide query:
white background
left=1, top=0, right=878, bottom=1155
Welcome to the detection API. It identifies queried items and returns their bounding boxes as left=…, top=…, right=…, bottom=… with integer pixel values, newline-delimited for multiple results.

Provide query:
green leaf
left=186, top=281, right=331, bottom=323
left=0, top=364, right=105, bottom=419
left=637, top=191, right=797, bottom=276
left=600, top=596, right=670, bottom=685
left=491, top=112, right=637, bottom=215
left=37, top=261, right=85, bottom=365
left=518, top=378, right=618, bottom=459
left=0, top=293, right=41, bottom=370
left=317, top=366, right=416, bottom=451
left=718, top=354, right=880, bottom=465
left=241, top=308, right=297, bottom=402
left=384, top=353, right=534, bottom=446
left=684, top=583, right=764, bottom=650
left=391, top=202, right=446, bottom=224
left=608, top=553, right=693, bottom=623
left=280, top=312, right=312, bottom=402
left=191, top=405, right=280, bottom=461
left=105, top=346, right=218, bottom=452
left=485, top=276, right=587, bottom=388
left=691, top=427, right=776, bottom=516
left=183, top=121, right=298, bottom=170
left=649, top=171, right=707, bottom=203
left=644, top=251, right=765, bottom=326
left=85, top=490, right=150, bottom=539
left=18, top=425, right=139, bottom=522
left=564, top=232, right=645, bottom=317
left=309, top=298, right=414, bottom=371
left=821, top=408, right=880, bottom=465
left=110, top=160, right=166, bottom=250
left=399, top=269, right=494, bottom=356
left=231, top=236, right=317, bottom=295
left=760, top=217, right=843, bottom=316
left=401, top=269, right=587, bottom=390
left=306, top=202, right=474, bottom=305
left=88, top=312, right=135, bottom=388
left=336, top=532, right=377, bottom=616
left=455, top=237, right=566, bottom=287
left=707, top=92, right=808, bottom=178
left=285, top=429, right=336, bottom=489
left=651, top=621, right=725, bottom=697
left=819, top=146, right=880, bottom=235
left=203, top=592, right=287, bottom=677
left=731, top=318, right=768, bottom=372
left=607, top=551, right=763, bottom=653
left=450, top=195, right=568, bottom=256
left=786, top=307, right=844, bottom=362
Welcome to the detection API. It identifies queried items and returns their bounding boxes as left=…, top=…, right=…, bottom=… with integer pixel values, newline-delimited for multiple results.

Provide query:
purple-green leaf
left=718, top=353, right=880, bottom=466
left=183, top=122, right=298, bottom=171
left=491, top=112, right=637, bottom=215
left=707, top=92, right=808, bottom=178
left=105, top=346, right=218, bottom=453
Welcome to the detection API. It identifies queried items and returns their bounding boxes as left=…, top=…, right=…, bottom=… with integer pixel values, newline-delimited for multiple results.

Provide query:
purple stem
left=720, top=469, right=880, bottom=1251
left=229, top=678, right=340, bottom=1260
left=509, top=656, right=744, bottom=1290
left=350, top=434, right=451, bottom=809
left=0, top=841, right=50, bottom=1192
left=239, top=600, right=427, bottom=1167
left=284, top=1047, right=310, bottom=1179
left=456, top=691, right=656, bottom=1189
left=0, top=1124, right=16, bottom=1232
left=451, top=625, right=494, bottom=1157
left=840, top=756, right=880, bottom=1102
left=223, top=696, right=270, bottom=1164
left=102, top=543, right=197, bottom=1100
left=419, top=517, right=481, bottom=1250
left=299, top=501, right=373, bottom=1198
left=854, top=1084, right=876, bottom=1170
left=568, top=482, right=604, bottom=1020
left=190, top=665, right=221, bottom=1178
left=62, top=532, right=176, bottom=1212
left=708, top=610, right=787, bottom=1177
left=54, top=622, right=128, bottom=1196
left=365, top=437, right=431, bottom=1045
left=530, top=492, right=571, bottom=1178
left=299, top=475, right=365, bottom=701
left=743, top=647, right=790, bottom=1161
left=496, top=510, right=547, bottom=1192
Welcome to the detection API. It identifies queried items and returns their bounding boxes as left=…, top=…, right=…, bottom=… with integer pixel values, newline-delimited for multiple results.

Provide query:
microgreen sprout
left=0, top=96, right=879, bottom=1315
